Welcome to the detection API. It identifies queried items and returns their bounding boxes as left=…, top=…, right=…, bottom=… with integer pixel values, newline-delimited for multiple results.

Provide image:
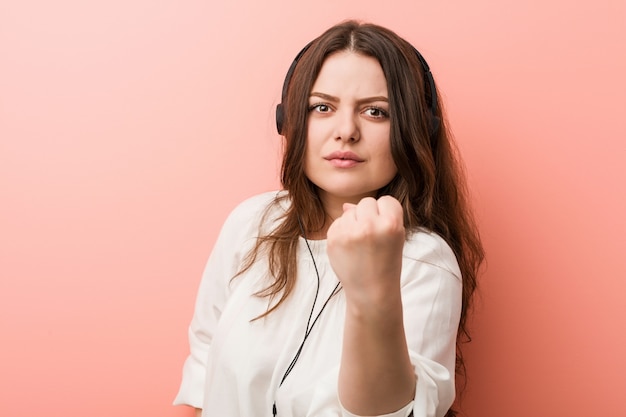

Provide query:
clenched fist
left=327, top=196, right=405, bottom=309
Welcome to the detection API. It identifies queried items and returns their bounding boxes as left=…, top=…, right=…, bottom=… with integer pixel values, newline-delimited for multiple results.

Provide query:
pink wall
left=1, top=1, right=624, bottom=416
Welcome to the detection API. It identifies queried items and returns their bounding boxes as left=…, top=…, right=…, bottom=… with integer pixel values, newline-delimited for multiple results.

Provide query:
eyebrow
left=309, top=92, right=388, bottom=104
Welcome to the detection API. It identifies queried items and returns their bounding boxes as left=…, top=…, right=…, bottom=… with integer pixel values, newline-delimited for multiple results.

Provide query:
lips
left=324, top=151, right=364, bottom=162
left=324, top=151, right=364, bottom=168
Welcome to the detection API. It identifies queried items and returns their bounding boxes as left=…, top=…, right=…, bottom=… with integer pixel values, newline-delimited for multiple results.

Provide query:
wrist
left=343, top=288, right=404, bottom=327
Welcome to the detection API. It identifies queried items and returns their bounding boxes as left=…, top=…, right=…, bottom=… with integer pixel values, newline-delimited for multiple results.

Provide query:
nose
left=334, top=110, right=360, bottom=143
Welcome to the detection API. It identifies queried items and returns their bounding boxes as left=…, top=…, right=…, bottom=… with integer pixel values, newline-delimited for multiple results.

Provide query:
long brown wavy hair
left=239, top=20, right=484, bottom=416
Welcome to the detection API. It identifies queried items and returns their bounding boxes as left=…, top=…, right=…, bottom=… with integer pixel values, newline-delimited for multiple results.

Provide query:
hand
left=327, top=196, right=405, bottom=308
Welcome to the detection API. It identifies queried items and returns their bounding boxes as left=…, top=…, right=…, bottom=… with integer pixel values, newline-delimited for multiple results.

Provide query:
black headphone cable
left=271, top=218, right=342, bottom=416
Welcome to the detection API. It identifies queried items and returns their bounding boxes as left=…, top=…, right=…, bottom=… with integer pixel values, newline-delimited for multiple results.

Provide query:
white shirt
left=174, top=191, right=462, bottom=417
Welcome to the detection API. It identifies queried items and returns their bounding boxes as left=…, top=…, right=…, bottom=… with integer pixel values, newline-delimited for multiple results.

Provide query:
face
left=304, top=51, right=397, bottom=214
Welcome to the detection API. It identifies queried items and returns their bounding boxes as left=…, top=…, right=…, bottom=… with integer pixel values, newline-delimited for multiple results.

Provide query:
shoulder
left=227, top=190, right=285, bottom=217
left=403, top=229, right=461, bottom=281
left=221, top=190, right=289, bottom=234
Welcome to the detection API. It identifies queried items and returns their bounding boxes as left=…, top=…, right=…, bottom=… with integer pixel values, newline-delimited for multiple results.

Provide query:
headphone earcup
left=276, top=103, right=285, bottom=135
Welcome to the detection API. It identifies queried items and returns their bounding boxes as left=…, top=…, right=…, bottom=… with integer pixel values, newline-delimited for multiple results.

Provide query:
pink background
left=1, top=0, right=625, bottom=416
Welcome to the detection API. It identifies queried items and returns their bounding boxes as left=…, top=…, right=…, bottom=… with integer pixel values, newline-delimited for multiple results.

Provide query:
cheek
left=306, top=120, right=324, bottom=143
left=374, top=129, right=394, bottom=163
left=378, top=136, right=398, bottom=178
left=381, top=154, right=398, bottom=178
left=305, top=124, right=325, bottom=157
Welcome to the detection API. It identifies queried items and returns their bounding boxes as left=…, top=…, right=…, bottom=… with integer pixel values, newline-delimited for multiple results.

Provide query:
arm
left=339, top=284, right=415, bottom=415
left=328, top=197, right=415, bottom=415
left=173, top=196, right=261, bottom=408
left=173, top=242, right=230, bottom=408
left=173, top=192, right=281, bottom=409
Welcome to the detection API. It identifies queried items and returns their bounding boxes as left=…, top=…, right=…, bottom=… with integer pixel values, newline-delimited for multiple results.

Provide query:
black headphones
left=275, top=41, right=441, bottom=139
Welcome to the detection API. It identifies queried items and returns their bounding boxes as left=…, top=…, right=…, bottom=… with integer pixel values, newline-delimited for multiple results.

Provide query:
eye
left=363, top=106, right=390, bottom=119
left=309, top=103, right=331, bottom=113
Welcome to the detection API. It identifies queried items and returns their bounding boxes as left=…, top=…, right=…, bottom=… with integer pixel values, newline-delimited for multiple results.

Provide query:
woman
left=174, top=20, right=484, bottom=417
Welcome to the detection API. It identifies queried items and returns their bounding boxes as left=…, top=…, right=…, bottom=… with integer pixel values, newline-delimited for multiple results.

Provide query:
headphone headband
left=276, top=41, right=440, bottom=138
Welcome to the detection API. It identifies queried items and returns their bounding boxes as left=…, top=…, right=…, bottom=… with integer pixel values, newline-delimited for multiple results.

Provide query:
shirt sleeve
left=403, top=234, right=462, bottom=417
left=173, top=193, right=273, bottom=407
left=341, top=401, right=415, bottom=417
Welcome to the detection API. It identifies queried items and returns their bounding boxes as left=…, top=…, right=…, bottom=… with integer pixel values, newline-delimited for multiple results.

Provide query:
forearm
left=329, top=197, right=415, bottom=415
left=338, top=292, right=415, bottom=416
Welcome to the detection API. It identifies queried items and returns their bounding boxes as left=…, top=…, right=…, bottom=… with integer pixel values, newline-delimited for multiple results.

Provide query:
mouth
left=324, top=151, right=364, bottom=168
left=324, top=151, right=364, bottom=162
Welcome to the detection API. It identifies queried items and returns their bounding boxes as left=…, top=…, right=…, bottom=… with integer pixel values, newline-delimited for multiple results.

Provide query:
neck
left=304, top=190, right=376, bottom=240
left=318, top=190, right=375, bottom=218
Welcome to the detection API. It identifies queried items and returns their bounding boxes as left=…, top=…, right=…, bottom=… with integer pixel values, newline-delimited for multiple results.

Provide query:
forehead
left=311, top=51, right=388, bottom=96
